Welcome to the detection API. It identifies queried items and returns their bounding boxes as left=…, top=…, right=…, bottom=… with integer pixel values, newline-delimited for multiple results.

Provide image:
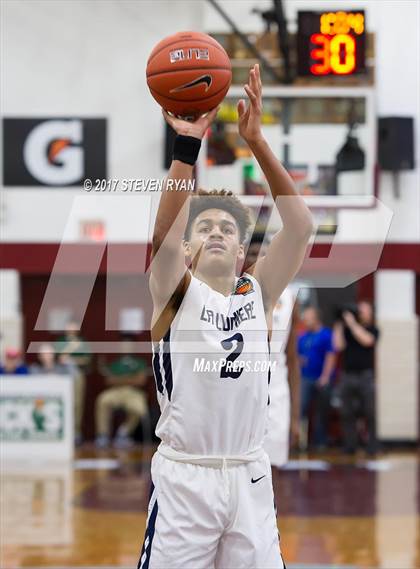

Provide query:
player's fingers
left=245, top=85, right=262, bottom=115
left=251, top=64, right=262, bottom=100
left=199, top=105, right=219, bottom=129
left=162, top=108, right=175, bottom=127
left=206, top=105, right=220, bottom=123
left=244, top=84, right=257, bottom=104
left=237, top=99, right=246, bottom=117
left=249, top=67, right=259, bottom=94
left=255, top=63, right=262, bottom=93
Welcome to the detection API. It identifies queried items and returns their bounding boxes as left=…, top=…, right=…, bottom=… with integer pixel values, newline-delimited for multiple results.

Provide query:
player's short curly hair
left=184, top=189, right=252, bottom=243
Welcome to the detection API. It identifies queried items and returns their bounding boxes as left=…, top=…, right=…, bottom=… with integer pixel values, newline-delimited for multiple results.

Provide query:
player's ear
left=237, top=243, right=245, bottom=260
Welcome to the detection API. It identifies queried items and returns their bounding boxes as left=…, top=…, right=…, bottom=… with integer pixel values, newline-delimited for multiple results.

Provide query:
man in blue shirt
left=298, top=307, right=336, bottom=448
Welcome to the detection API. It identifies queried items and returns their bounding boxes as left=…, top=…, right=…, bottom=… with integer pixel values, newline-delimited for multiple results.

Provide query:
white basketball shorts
left=138, top=451, right=286, bottom=569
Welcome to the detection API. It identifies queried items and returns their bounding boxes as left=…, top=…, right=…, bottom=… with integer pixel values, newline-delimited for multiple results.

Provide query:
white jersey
left=264, top=287, right=295, bottom=467
left=270, top=286, right=295, bottom=391
left=152, top=272, right=270, bottom=456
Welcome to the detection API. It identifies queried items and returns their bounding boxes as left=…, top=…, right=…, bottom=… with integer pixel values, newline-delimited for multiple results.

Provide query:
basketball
left=146, top=31, right=232, bottom=118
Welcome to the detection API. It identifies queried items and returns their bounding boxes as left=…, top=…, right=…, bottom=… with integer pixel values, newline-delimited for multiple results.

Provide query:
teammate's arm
left=285, top=302, right=301, bottom=449
left=150, top=108, right=219, bottom=306
left=238, top=65, right=313, bottom=308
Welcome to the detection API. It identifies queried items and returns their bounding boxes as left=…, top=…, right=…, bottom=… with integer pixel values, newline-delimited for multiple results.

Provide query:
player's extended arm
left=286, top=302, right=301, bottom=448
left=238, top=65, right=313, bottom=307
left=150, top=108, right=219, bottom=305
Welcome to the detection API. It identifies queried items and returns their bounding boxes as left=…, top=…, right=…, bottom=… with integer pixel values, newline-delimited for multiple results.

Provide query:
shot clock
left=297, top=10, right=366, bottom=76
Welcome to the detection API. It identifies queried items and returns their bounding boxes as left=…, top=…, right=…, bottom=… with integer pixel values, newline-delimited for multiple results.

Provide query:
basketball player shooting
left=139, top=64, right=313, bottom=569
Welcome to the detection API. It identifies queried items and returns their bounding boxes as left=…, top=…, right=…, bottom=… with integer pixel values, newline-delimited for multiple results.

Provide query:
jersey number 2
left=220, top=333, right=244, bottom=379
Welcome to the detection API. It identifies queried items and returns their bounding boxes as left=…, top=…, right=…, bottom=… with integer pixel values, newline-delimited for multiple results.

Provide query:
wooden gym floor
left=1, top=446, right=419, bottom=568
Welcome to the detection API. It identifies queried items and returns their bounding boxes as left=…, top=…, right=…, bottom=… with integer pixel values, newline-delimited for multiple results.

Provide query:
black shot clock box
left=297, top=10, right=366, bottom=77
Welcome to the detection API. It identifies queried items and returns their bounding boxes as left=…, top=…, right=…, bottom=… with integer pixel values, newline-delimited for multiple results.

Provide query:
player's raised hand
left=237, top=64, right=264, bottom=144
left=162, top=106, right=220, bottom=140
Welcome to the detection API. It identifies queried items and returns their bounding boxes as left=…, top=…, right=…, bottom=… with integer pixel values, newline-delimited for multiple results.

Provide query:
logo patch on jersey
left=234, top=276, right=254, bottom=296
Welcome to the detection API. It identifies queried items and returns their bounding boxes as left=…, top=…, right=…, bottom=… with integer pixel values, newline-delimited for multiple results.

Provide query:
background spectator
left=95, top=334, right=149, bottom=449
left=298, top=307, right=336, bottom=450
left=54, top=321, right=91, bottom=445
left=333, top=301, right=380, bottom=456
left=30, top=342, right=77, bottom=376
left=0, top=348, right=29, bottom=375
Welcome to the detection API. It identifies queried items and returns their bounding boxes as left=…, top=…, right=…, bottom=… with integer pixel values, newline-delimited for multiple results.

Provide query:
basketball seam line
left=147, top=66, right=231, bottom=78
left=147, top=37, right=229, bottom=65
left=149, top=83, right=230, bottom=103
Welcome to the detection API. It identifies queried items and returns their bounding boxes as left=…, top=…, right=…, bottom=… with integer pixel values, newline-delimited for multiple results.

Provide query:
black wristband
left=173, top=134, right=202, bottom=166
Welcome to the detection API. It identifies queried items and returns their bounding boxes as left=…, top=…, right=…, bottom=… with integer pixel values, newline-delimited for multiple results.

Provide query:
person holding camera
left=333, top=301, right=380, bottom=456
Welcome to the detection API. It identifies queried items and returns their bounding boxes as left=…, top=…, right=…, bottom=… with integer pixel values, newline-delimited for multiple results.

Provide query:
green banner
left=0, top=395, right=64, bottom=441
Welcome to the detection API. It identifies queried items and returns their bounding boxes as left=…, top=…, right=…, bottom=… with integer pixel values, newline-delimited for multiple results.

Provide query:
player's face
left=185, top=209, right=244, bottom=275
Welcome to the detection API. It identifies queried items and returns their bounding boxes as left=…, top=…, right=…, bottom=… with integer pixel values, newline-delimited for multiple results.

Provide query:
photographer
left=333, top=301, right=380, bottom=456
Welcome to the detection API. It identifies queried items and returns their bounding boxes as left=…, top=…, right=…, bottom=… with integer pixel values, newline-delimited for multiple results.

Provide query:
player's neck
left=193, top=269, right=237, bottom=297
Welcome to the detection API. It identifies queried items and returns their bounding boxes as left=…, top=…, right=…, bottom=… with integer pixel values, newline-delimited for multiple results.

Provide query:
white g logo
left=23, top=120, right=83, bottom=185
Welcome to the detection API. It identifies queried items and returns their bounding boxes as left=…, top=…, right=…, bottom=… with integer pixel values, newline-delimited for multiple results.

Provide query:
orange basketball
left=146, top=31, right=232, bottom=118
